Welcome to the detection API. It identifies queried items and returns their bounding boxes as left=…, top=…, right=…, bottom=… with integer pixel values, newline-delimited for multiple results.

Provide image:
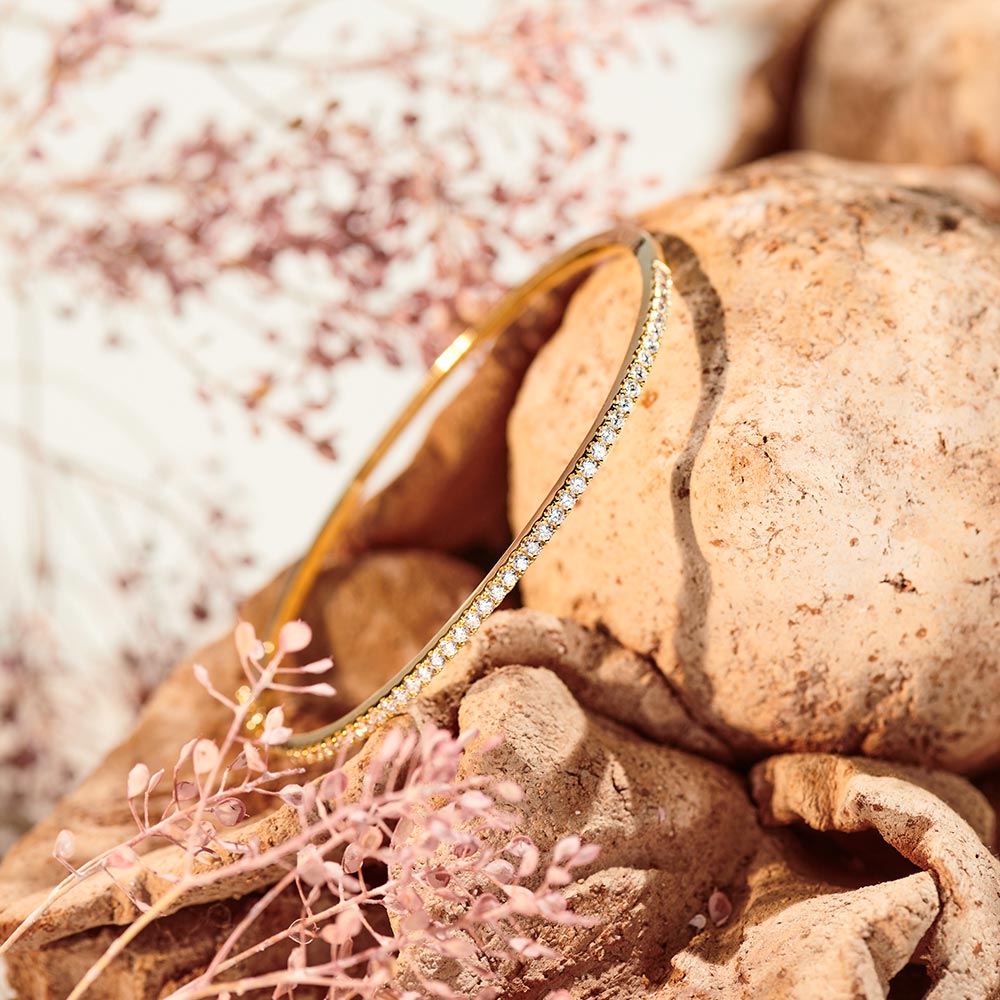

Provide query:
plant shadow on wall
left=0, top=0, right=690, bottom=849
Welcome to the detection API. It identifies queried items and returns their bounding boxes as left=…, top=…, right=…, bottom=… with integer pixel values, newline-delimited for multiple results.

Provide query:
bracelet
left=239, top=227, right=672, bottom=762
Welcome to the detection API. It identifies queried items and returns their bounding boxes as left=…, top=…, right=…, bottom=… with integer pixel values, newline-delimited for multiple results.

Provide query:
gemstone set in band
left=270, top=254, right=672, bottom=763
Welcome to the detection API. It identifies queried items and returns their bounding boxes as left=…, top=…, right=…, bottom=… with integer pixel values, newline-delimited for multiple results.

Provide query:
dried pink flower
left=3, top=624, right=605, bottom=998
left=708, top=887, right=733, bottom=927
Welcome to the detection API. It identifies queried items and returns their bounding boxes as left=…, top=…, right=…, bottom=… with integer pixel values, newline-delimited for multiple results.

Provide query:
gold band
left=241, top=227, right=671, bottom=762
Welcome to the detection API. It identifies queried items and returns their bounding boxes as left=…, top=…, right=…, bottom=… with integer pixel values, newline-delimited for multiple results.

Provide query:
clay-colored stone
left=392, top=663, right=762, bottom=997
left=751, top=754, right=1000, bottom=999
left=308, top=549, right=482, bottom=716
left=390, top=661, right=1000, bottom=999
left=719, top=0, right=829, bottom=169
left=6, top=154, right=1000, bottom=998
left=3, top=890, right=304, bottom=1000
left=509, top=153, right=1000, bottom=772
left=413, top=607, right=732, bottom=763
left=794, top=0, right=1000, bottom=176
left=670, top=867, right=940, bottom=1000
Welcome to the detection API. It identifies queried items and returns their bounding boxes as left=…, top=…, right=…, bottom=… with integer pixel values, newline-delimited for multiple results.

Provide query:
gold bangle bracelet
left=239, top=227, right=672, bottom=762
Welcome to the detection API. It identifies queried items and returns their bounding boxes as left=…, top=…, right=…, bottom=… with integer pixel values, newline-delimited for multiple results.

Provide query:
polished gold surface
left=242, top=228, right=672, bottom=761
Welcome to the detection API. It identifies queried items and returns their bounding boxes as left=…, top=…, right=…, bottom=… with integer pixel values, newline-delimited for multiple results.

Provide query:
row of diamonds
left=288, top=262, right=672, bottom=762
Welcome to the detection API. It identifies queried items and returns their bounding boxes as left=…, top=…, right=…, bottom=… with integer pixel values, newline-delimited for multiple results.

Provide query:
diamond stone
left=625, top=379, right=640, bottom=398
left=513, top=553, right=530, bottom=572
left=452, top=625, right=469, bottom=643
left=370, top=708, right=386, bottom=724
left=569, top=474, right=586, bottom=495
left=430, top=651, right=445, bottom=668
left=557, top=491, right=575, bottom=510
left=441, top=639, right=457, bottom=658
left=477, top=596, right=494, bottom=614
left=464, top=610, right=481, bottom=629
left=536, top=523, right=554, bottom=542
left=581, top=458, right=598, bottom=478
left=591, top=442, right=607, bottom=461
left=609, top=409, right=625, bottom=430
left=546, top=506, right=565, bottom=526
left=525, top=537, right=542, bottom=555
left=600, top=425, right=617, bottom=445
left=631, top=363, right=647, bottom=382
left=406, top=675, right=422, bottom=693
left=502, top=569, right=518, bottom=588
left=489, top=582, right=505, bottom=601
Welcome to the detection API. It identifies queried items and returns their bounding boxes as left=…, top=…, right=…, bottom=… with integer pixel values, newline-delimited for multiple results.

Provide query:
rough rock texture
left=722, top=0, right=1000, bottom=206
left=672, top=868, right=940, bottom=1000
left=2, top=891, right=304, bottom=1000
left=412, top=608, right=733, bottom=764
left=749, top=754, right=1000, bottom=1000
left=9, top=591, right=1000, bottom=997
left=5, top=155, right=1000, bottom=998
left=793, top=0, right=1000, bottom=175
left=509, top=153, right=1000, bottom=772
left=392, top=660, right=1000, bottom=1000
left=393, top=663, right=762, bottom=997
left=307, top=549, right=482, bottom=717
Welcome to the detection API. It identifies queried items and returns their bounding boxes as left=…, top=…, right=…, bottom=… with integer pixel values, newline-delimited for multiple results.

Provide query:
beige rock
left=305, top=549, right=482, bottom=717
left=509, top=153, right=1000, bottom=772
left=391, top=663, right=1000, bottom=1000
left=392, top=663, right=762, bottom=997
left=7, top=153, right=1000, bottom=998
left=413, top=608, right=733, bottom=764
left=3, top=890, right=305, bottom=1000
left=793, top=0, right=1000, bottom=176
left=719, top=0, right=830, bottom=169
left=0, top=290, right=560, bottom=992
left=750, top=754, right=1000, bottom=999
left=670, top=865, right=940, bottom=1000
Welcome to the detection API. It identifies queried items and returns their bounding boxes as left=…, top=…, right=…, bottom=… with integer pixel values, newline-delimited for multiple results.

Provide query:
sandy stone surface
left=719, top=0, right=829, bottom=168
left=509, top=153, right=1000, bottom=772
left=392, top=661, right=1000, bottom=999
left=793, top=0, right=1000, bottom=175
left=5, top=154, right=1000, bottom=998
left=10, top=592, right=1000, bottom=997
left=751, top=754, right=1000, bottom=1000
left=722, top=0, right=1000, bottom=203
left=392, top=663, right=762, bottom=998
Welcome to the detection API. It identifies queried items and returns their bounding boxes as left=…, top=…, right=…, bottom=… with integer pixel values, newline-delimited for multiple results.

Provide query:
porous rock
left=391, top=664, right=1000, bottom=1000
left=793, top=0, right=1000, bottom=176
left=508, top=153, right=1000, bottom=772
left=749, top=754, right=1000, bottom=999
left=6, top=153, right=1000, bottom=999
left=392, top=663, right=762, bottom=997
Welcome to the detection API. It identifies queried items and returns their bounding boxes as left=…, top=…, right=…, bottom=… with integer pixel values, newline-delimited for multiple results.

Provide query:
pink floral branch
left=2, top=622, right=603, bottom=999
